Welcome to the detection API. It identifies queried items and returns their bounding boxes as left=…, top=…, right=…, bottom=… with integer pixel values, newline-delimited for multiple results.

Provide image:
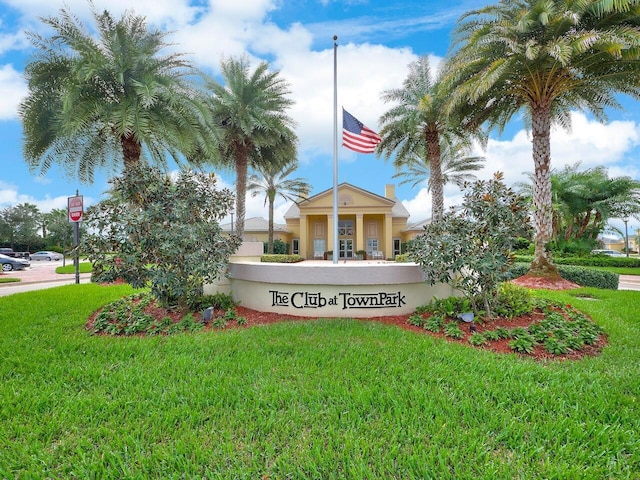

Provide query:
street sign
left=68, top=195, right=83, bottom=223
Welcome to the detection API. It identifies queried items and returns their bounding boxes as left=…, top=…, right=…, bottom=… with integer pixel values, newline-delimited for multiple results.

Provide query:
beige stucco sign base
left=205, top=243, right=456, bottom=318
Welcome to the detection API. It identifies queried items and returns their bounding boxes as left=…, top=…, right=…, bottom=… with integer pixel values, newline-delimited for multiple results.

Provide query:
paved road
left=619, top=274, right=640, bottom=291
left=0, top=261, right=91, bottom=297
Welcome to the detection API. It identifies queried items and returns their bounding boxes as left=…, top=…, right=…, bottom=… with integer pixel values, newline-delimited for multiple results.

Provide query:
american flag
left=342, top=109, right=382, bottom=154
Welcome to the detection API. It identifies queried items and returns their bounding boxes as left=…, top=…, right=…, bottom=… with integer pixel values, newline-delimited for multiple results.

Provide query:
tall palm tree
left=377, top=55, right=484, bottom=220
left=19, top=4, right=217, bottom=183
left=207, top=56, right=297, bottom=239
left=444, top=0, right=640, bottom=278
left=248, top=158, right=309, bottom=254
left=392, top=138, right=485, bottom=194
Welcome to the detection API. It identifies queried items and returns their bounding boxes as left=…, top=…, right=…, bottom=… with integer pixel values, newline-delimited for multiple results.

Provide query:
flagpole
left=332, top=35, right=338, bottom=265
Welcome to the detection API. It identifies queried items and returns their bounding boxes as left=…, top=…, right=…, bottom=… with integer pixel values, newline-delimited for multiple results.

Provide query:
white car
left=30, top=251, right=63, bottom=261
left=591, top=249, right=626, bottom=257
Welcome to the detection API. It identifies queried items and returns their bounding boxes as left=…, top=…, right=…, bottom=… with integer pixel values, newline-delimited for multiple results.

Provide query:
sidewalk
left=0, top=262, right=92, bottom=297
left=0, top=262, right=91, bottom=284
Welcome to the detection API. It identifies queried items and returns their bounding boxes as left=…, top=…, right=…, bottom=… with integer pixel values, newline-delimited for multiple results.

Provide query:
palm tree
left=19, top=4, right=217, bottom=183
left=444, top=0, right=640, bottom=278
left=392, top=138, right=485, bottom=195
left=519, top=164, right=640, bottom=245
left=207, top=56, right=297, bottom=239
left=248, top=158, right=309, bottom=254
left=377, top=55, right=484, bottom=220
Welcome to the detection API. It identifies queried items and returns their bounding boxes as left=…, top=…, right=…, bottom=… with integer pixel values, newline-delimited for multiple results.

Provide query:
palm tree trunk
left=425, top=126, right=444, bottom=221
left=529, top=104, right=560, bottom=277
left=235, top=145, right=248, bottom=239
left=267, top=191, right=275, bottom=254
left=121, top=134, right=142, bottom=173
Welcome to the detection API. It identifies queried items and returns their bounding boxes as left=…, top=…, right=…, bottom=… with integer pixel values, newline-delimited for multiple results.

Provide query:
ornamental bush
left=82, top=165, right=241, bottom=308
left=261, top=254, right=304, bottom=263
left=410, top=173, right=530, bottom=319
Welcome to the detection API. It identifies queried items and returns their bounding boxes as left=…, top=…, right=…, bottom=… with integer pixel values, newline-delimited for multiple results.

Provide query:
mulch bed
left=89, top=275, right=605, bottom=361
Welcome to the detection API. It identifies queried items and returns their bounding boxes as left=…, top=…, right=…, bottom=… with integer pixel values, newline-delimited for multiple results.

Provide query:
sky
left=0, top=0, right=639, bottom=236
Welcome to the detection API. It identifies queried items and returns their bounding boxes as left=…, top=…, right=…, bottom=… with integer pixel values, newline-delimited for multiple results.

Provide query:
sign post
left=68, top=192, right=83, bottom=284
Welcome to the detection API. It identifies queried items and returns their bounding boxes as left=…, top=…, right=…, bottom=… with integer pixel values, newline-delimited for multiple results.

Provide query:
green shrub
left=469, top=333, right=487, bottom=346
left=443, top=322, right=464, bottom=339
left=423, top=296, right=472, bottom=318
left=261, top=254, right=304, bottom=263
left=82, top=165, right=240, bottom=308
left=189, top=292, right=237, bottom=311
left=92, top=293, right=208, bottom=336
left=394, top=253, right=412, bottom=262
left=407, top=313, right=425, bottom=327
left=263, top=239, right=289, bottom=254
left=494, top=282, right=533, bottom=318
left=514, top=254, right=640, bottom=268
left=507, top=262, right=619, bottom=290
left=509, top=333, right=536, bottom=354
left=410, top=173, right=530, bottom=319
left=544, top=337, right=569, bottom=355
left=424, top=314, right=446, bottom=332
left=555, top=265, right=619, bottom=289
left=482, top=329, right=502, bottom=341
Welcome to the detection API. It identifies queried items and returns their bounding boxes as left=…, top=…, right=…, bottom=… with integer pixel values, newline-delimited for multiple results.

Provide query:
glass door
left=339, top=239, right=353, bottom=258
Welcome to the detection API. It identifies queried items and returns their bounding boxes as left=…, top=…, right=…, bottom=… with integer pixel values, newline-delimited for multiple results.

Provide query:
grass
left=592, top=266, right=640, bottom=275
left=1, top=284, right=639, bottom=478
left=55, top=261, right=93, bottom=274
left=0, top=276, right=20, bottom=283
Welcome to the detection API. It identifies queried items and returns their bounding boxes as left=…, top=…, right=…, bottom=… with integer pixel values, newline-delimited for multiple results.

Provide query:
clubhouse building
left=223, top=183, right=429, bottom=260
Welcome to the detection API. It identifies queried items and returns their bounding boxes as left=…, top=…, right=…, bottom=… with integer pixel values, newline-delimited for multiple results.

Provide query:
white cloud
left=473, top=111, right=640, bottom=187
left=0, top=64, right=27, bottom=120
left=400, top=111, right=640, bottom=222
left=0, top=183, right=73, bottom=212
left=3, top=0, right=201, bottom=27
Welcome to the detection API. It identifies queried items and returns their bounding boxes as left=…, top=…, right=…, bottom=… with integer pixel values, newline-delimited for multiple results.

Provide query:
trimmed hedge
left=508, top=262, right=619, bottom=290
left=514, top=254, right=640, bottom=268
left=260, top=254, right=304, bottom=263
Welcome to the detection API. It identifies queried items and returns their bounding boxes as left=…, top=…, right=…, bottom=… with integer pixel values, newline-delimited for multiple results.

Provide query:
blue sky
left=0, top=0, right=639, bottom=234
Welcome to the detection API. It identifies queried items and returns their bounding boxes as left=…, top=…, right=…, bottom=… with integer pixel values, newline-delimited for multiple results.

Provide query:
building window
left=292, top=238, right=299, bottom=255
left=367, top=238, right=378, bottom=252
left=313, top=238, right=326, bottom=255
left=393, top=238, right=401, bottom=257
left=338, top=219, right=354, bottom=236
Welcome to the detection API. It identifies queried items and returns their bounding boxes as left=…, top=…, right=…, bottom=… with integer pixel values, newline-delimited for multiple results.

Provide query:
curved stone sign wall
left=224, top=261, right=456, bottom=318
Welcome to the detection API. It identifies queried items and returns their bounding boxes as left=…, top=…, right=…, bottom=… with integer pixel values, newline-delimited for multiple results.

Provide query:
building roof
left=284, top=182, right=410, bottom=219
left=221, top=216, right=290, bottom=233
left=403, top=218, right=431, bottom=233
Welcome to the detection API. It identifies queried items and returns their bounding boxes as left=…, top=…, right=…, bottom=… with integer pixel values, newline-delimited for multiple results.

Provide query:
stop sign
left=68, top=195, right=83, bottom=223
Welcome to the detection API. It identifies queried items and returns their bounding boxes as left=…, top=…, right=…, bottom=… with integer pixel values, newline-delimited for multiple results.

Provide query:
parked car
left=0, top=247, right=31, bottom=259
left=30, top=251, right=62, bottom=261
left=591, top=249, right=626, bottom=257
left=0, top=253, right=31, bottom=272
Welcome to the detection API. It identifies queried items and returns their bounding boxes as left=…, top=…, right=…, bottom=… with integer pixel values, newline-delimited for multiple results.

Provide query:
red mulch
left=87, top=298, right=606, bottom=362
left=511, top=273, right=580, bottom=290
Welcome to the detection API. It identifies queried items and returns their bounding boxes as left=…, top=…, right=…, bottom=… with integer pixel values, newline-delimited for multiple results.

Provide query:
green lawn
left=1, top=284, right=639, bottom=479
left=55, top=261, right=93, bottom=274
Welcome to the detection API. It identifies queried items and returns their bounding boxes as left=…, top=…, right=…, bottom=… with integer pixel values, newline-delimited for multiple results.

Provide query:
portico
left=284, top=183, right=410, bottom=260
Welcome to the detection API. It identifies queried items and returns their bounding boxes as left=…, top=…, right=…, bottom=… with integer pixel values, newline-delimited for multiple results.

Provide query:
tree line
left=0, top=204, right=79, bottom=253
